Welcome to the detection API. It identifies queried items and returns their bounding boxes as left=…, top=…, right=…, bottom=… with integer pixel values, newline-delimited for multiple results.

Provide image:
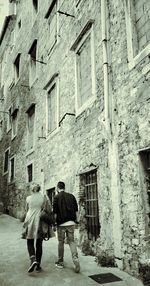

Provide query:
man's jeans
left=57, top=225, right=79, bottom=264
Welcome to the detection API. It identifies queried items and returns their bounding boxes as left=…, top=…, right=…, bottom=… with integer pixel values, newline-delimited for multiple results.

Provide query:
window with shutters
left=0, top=120, right=2, bottom=141
left=28, top=40, right=37, bottom=87
left=46, top=187, right=56, bottom=205
left=14, top=53, right=21, bottom=84
left=75, top=23, right=96, bottom=115
left=46, top=76, right=59, bottom=135
left=139, top=149, right=150, bottom=230
left=75, top=0, right=82, bottom=8
left=125, top=0, right=150, bottom=69
left=26, top=104, right=35, bottom=151
left=9, top=156, right=15, bottom=182
left=45, top=0, right=59, bottom=52
left=3, top=148, right=10, bottom=174
left=7, top=107, right=12, bottom=132
left=33, top=0, right=38, bottom=15
left=79, top=169, right=100, bottom=241
left=11, top=108, right=18, bottom=139
left=27, top=163, right=33, bottom=182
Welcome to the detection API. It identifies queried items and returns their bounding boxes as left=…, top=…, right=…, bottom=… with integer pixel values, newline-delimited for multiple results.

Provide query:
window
left=139, top=149, right=150, bottom=227
left=28, top=40, right=37, bottom=86
left=77, top=34, right=92, bottom=108
left=75, top=0, right=82, bottom=7
left=4, top=148, right=10, bottom=174
left=15, top=18, right=22, bottom=39
left=125, top=0, right=150, bottom=68
left=0, top=120, right=2, bottom=141
left=7, top=107, right=12, bottom=132
left=11, top=108, right=18, bottom=139
left=47, top=84, right=57, bottom=133
left=10, top=30, right=15, bottom=51
left=46, top=75, right=59, bottom=135
left=27, top=163, right=33, bottom=182
left=9, top=156, right=15, bottom=182
left=26, top=104, right=35, bottom=151
left=32, top=0, right=38, bottom=21
left=14, top=53, right=21, bottom=83
left=46, top=187, right=55, bottom=205
left=45, top=0, right=59, bottom=52
left=18, top=19, right=21, bottom=29
left=79, top=169, right=100, bottom=241
left=71, top=21, right=96, bottom=115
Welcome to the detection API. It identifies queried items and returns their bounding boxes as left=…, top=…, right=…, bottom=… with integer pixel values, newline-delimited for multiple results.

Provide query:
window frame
left=28, top=40, right=37, bottom=87
left=75, top=0, right=82, bottom=8
left=0, top=120, right=2, bottom=141
left=32, top=0, right=38, bottom=24
left=11, top=108, right=18, bottom=140
left=124, top=0, right=150, bottom=70
left=7, top=106, right=12, bottom=133
left=139, top=148, right=150, bottom=230
left=26, top=103, right=35, bottom=153
left=74, top=24, right=96, bottom=116
left=45, top=0, right=59, bottom=53
left=27, top=162, right=33, bottom=183
left=14, top=53, right=21, bottom=84
left=46, top=75, right=59, bottom=137
left=9, top=155, right=15, bottom=183
left=3, top=147, right=10, bottom=175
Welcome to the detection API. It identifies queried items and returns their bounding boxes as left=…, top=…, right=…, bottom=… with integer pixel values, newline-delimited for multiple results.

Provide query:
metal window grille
left=80, top=169, right=100, bottom=240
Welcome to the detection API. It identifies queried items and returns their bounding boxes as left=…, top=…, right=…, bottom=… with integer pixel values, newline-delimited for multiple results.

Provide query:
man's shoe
left=28, top=256, right=37, bottom=273
left=55, top=261, right=64, bottom=269
left=74, top=261, right=80, bottom=273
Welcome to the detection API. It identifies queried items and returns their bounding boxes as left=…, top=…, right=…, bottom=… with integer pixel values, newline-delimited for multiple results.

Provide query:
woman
left=23, top=184, right=52, bottom=273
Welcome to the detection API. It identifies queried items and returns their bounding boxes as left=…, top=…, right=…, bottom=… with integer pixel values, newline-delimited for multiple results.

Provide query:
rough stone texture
left=0, top=0, right=150, bottom=279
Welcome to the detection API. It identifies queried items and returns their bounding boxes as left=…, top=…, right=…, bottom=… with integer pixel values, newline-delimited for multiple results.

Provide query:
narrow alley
left=0, top=214, right=144, bottom=286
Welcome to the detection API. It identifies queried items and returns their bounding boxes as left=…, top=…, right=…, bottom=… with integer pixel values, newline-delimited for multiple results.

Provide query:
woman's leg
left=27, top=239, right=37, bottom=272
left=36, top=238, right=43, bottom=265
left=27, top=239, right=35, bottom=257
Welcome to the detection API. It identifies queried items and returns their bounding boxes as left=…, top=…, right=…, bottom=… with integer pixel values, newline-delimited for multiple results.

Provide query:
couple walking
left=23, top=181, right=80, bottom=274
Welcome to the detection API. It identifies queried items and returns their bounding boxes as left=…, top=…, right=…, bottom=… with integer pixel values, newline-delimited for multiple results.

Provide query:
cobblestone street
left=0, top=214, right=144, bottom=286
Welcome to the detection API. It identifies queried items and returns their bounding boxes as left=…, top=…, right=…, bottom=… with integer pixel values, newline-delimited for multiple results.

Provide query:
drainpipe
left=100, top=0, right=123, bottom=267
left=101, top=0, right=111, bottom=135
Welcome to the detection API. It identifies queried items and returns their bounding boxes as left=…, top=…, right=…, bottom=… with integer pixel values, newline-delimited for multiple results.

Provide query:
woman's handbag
left=40, top=209, right=54, bottom=226
left=38, top=220, right=55, bottom=241
left=38, top=195, right=55, bottom=240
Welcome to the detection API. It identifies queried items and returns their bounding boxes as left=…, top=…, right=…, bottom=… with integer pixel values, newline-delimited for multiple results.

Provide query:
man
left=53, top=181, right=80, bottom=273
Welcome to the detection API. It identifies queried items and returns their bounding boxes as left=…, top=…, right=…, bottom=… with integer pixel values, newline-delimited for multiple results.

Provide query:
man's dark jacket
left=53, top=191, right=78, bottom=225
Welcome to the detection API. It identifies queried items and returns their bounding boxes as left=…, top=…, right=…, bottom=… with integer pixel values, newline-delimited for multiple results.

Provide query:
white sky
left=0, top=0, right=9, bottom=33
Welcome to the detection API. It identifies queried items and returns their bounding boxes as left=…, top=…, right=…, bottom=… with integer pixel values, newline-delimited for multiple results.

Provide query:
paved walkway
left=0, top=214, right=144, bottom=286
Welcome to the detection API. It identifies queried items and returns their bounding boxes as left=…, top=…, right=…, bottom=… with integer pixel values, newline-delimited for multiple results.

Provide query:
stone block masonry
left=0, top=0, right=150, bottom=281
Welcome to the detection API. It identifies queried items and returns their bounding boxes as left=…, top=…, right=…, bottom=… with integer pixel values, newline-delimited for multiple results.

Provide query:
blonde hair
left=32, top=184, right=41, bottom=193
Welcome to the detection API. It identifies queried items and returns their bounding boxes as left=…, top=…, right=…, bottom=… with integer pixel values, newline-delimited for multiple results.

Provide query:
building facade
left=0, top=0, right=150, bottom=279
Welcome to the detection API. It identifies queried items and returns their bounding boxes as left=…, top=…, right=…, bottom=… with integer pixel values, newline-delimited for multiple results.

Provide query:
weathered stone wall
left=0, top=0, right=150, bottom=278
left=107, top=0, right=150, bottom=275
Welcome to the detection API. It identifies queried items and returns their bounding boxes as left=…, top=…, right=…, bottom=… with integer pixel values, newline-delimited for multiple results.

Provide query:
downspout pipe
left=101, top=0, right=111, bottom=136
left=101, top=0, right=123, bottom=266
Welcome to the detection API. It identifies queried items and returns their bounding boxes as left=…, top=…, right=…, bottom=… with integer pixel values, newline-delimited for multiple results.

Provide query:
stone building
left=0, top=0, right=150, bottom=279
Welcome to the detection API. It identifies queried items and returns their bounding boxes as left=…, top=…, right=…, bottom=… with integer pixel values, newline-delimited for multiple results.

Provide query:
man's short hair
left=57, top=181, right=65, bottom=189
